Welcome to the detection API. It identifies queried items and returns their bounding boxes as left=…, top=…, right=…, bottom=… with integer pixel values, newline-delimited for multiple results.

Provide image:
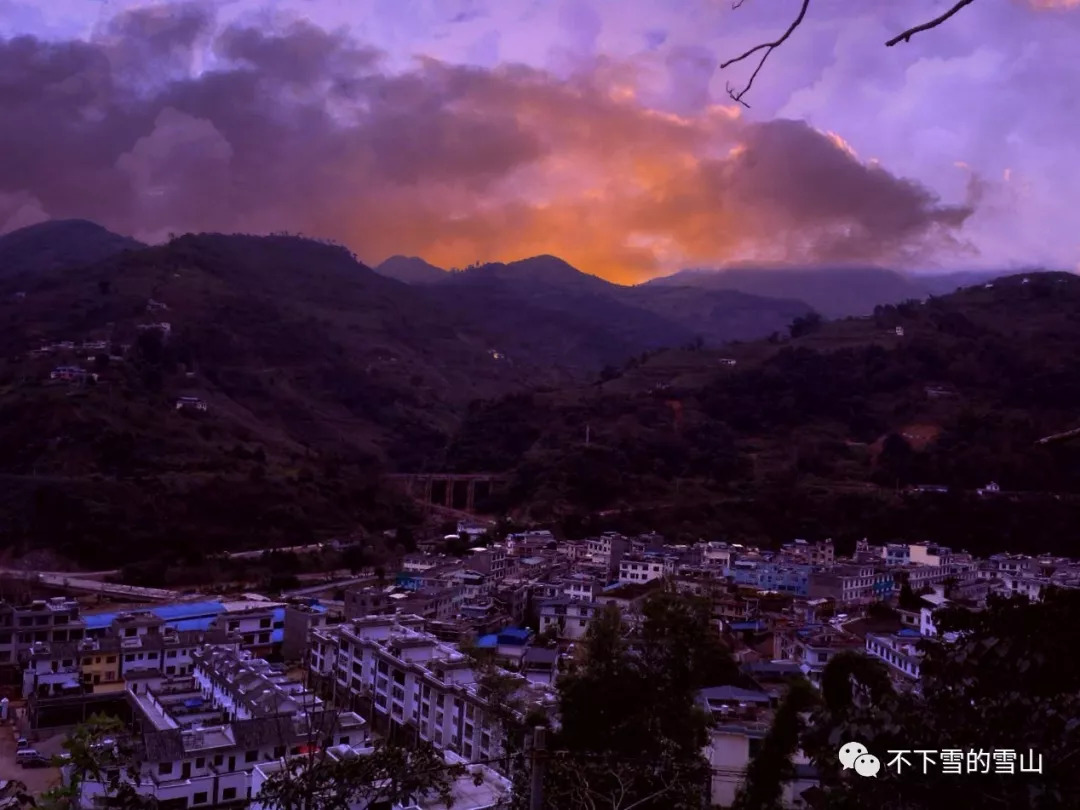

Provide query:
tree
left=42, top=714, right=154, bottom=810
left=722, top=0, right=981, bottom=106
left=798, top=589, right=1080, bottom=809
left=256, top=737, right=463, bottom=810
left=788, top=312, right=823, bottom=339
left=733, top=679, right=820, bottom=810
left=541, top=590, right=739, bottom=810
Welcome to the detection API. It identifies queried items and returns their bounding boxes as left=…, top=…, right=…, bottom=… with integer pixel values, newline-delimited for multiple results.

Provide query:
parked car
left=19, top=756, right=50, bottom=769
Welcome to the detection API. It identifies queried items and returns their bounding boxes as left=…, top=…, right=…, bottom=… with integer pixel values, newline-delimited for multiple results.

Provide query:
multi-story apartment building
left=560, top=573, right=604, bottom=602
left=465, top=546, right=510, bottom=581
left=22, top=626, right=239, bottom=698
left=557, top=539, right=589, bottom=562
left=82, top=601, right=286, bottom=659
left=700, top=685, right=818, bottom=808
left=909, top=542, right=952, bottom=567
left=0, top=597, right=86, bottom=670
left=728, top=561, right=811, bottom=596
left=701, top=542, right=734, bottom=569
left=505, top=530, right=555, bottom=557
left=75, top=650, right=368, bottom=809
left=865, top=630, right=923, bottom=682
left=194, top=648, right=325, bottom=721
left=538, top=598, right=602, bottom=641
left=773, top=626, right=864, bottom=687
left=808, top=565, right=889, bottom=604
left=617, top=554, right=674, bottom=585
left=895, top=563, right=955, bottom=592
left=343, top=587, right=393, bottom=620
left=281, top=604, right=332, bottom=662
left=586, top=532, right=630, bottom=575
left=308, top=616, right=556, bottom=769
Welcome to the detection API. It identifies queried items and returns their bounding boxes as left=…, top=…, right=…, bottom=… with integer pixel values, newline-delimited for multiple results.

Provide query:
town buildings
left=29, top=525, right=1080, bottom=810
left=73, top=649, right=368, bottom=809
left=308, top=615, right=556, bottom=769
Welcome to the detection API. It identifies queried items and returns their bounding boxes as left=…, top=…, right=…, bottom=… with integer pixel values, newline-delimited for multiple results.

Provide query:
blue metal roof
left=476, top=634, right=498, bottom=649
left=270, top=629, right=284, bottom=644
left=497, top=627, right=532, bottom=644
left=898, top=628, right=922, bottom=637
left=84, top=612, right=117, bottom=629
left=152, top=601, right=226, bottom=621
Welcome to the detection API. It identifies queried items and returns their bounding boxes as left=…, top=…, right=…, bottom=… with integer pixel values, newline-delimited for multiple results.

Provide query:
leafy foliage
left=42, top=714, right=154, bottom=810
left=256, top=737, right=462, bottom=810
left=796, top=589, right=1080, bottom=809
left=541, top=590, right=738, bottom=810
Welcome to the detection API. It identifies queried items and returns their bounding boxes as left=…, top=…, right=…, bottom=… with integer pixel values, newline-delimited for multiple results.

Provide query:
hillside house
left=50, top=365, right=95, bottom=383
left=138, top=322, right=172, bottom=337
left=176, top=396, right=208, bottom=412
left=894, top=326, right=905, bottom=337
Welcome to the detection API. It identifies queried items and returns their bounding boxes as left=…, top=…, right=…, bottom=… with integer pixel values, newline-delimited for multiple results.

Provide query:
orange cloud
left=0, top=7, right=975, bottom=284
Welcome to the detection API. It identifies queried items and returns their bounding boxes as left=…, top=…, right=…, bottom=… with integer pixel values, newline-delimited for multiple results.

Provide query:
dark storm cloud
left=0, top=2, right=975, bottom=279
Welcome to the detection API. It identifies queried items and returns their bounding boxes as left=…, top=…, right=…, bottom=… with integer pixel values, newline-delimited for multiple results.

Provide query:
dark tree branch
left=720, top=0, right=811, bottom=108
left=722, top=0, right=981, bottom=106
left=885, top=0, right=977, bottom=46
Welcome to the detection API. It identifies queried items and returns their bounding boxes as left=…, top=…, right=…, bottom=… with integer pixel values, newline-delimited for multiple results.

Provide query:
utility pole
left=529, top=726, right=546, bottom=810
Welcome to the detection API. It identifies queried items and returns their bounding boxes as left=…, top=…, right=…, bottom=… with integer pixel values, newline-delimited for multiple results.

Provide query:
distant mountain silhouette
left=375, top=255, right=448, bottom=284
left=647, top=265, right=1013, bottom=318
left=0, top=219, right=143, bottom=278
left=387, top=254, right=812, bottom=351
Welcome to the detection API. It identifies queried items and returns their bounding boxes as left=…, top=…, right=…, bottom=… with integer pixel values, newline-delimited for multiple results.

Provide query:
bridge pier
left=386, top=473, right=507, bottom=515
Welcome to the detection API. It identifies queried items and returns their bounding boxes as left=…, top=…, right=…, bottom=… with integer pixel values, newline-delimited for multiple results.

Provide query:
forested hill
left=444, top=271, right=1080, bottom=557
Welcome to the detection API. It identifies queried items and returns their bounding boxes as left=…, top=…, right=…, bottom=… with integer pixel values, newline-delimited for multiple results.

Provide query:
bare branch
left=885, top=0, right=977, bottom=47
left=719, top=0, right=811, bottom=108
left=723, top=0, right=981, bottom=106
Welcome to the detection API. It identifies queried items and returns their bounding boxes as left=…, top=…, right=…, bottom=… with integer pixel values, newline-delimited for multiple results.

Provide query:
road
left=283, top=575, right=377, bottom=599
left=221, top=542, right=329, bottom=561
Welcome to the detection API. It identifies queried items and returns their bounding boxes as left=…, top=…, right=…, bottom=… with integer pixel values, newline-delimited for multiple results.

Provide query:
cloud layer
left=0, top=2, right=991, bottom=281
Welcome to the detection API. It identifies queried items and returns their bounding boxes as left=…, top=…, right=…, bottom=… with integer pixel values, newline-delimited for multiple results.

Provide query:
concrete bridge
left=385, top=473, right=509, bottom=513
left=0, top=571, right=181, bottom=602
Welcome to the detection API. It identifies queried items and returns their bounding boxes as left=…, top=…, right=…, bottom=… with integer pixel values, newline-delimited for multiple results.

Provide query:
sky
left=1, top=0, right=1078, bottom=283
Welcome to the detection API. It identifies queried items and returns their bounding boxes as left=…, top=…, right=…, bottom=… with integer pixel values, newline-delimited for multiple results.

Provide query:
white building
left=73, top=648, right=368, bottom=809
left=537, top=599, right=601, bottom=641
left=308, top=616, right=556, bottom=770
left=700, top=686, right=817, bottom=808
left=193, top=648, right=320, bottom=722
left=617, top=555, right=673, bottom=585
left=865, top=631, right=922, bottom=682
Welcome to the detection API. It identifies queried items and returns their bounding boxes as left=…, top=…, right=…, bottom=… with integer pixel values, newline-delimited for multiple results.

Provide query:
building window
left=195, top=757, right=205, bottom=768
left=245, top=750, right=258, bottom=763
left=222, top=788, right=237, bottom=801
left=193, top=792, right=208, bottom=805
left=158, top=762, right=173, bottom=775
